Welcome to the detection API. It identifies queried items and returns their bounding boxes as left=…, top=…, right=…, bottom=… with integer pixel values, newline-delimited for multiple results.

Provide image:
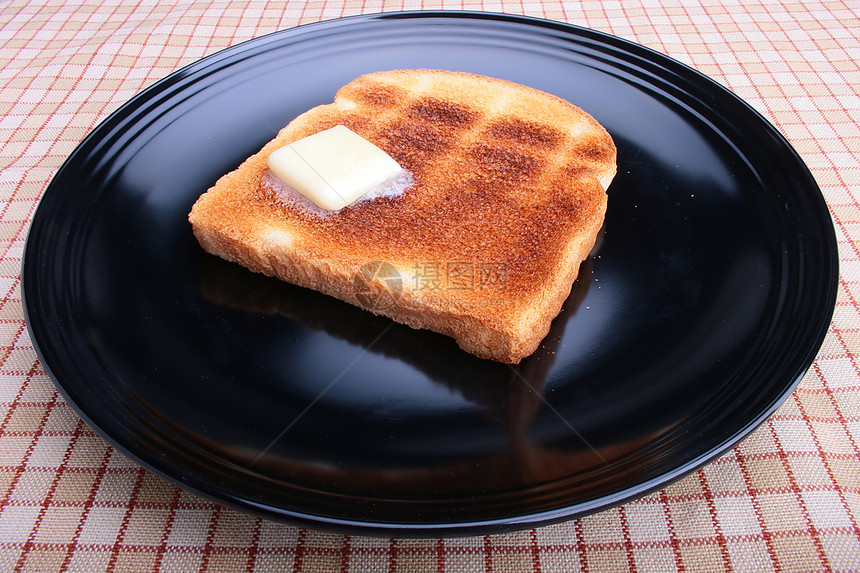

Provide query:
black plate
left=23, top=12, right=837, bottom=536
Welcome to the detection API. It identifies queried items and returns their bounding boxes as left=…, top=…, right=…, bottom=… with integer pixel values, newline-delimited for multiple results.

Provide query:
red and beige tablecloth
left=1, top=1, right=859, bottom=571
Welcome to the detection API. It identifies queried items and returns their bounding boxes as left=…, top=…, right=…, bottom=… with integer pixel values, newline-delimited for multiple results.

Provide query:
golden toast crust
left=189, top=70, right=616, bottom=363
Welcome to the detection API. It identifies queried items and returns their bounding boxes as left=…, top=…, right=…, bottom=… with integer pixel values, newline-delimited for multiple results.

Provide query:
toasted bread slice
left=189, top=69, right=616, bottom=363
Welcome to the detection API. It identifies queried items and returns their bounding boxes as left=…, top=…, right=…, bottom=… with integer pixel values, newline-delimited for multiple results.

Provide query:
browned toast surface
left=189, top=69, right=616, bottom=363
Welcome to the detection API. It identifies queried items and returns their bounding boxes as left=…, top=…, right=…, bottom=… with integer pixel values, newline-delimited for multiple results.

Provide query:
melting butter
left=267, top=125, right=403, bottom=211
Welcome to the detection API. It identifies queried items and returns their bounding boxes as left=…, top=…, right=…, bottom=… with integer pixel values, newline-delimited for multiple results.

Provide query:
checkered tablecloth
left=2, top=1, right=858, bottom=571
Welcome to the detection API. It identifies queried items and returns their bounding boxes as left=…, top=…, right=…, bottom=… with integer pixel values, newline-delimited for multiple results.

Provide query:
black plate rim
left=21, top=11, right=839, bottom=537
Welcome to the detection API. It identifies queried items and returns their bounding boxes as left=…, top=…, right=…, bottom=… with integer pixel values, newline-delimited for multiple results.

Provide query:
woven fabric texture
left=1, top=1, right=859, bottom=571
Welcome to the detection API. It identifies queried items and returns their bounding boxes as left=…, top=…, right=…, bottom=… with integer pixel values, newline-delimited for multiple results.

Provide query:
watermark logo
left=352, top=261, right=404, bottom=312
left=413, top=261, right=507, bottom=292
left=353, top=260, right=508, bottom=312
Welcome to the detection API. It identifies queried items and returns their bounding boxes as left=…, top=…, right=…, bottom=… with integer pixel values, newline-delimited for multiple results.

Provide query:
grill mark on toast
left=469, top=145, right=542, bottom=183
left=565, top=165, right=600, bottom=180
left=376, top=121, right=454, bottom=172
left=312, top=116, right=370, bottom=134
left=582, top=144, right=611, bottom=161
left=576, top=134, right=615, bottom=163
left=348, top=82, right=407, bottom=108
left=408, top=98, right=477, bottom=128
left=486, top=119, right=562, bottom=149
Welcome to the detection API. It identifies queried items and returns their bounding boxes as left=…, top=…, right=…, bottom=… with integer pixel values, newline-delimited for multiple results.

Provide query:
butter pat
left=267, top=125, right=403, bottom=211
